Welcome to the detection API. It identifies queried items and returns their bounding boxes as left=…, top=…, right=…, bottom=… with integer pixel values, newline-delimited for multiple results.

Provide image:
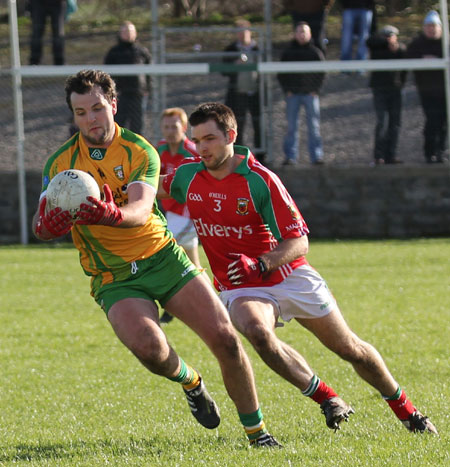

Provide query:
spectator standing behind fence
left=278, top=22, right=325, bottom=166
left=29, top=0, right=66, bottom=65
left=223, top=19, right=265, bottom=162
left=367, top=25, right=406, bottom=165
left=104, top=21, right=151, bottom=135
left=157, top=107, right=209, bottom=325
left=338, top=0, right=374, bottom=61
left=407, top=11, right=447, bottom=164
left=282, top=0, right=334, bottom=53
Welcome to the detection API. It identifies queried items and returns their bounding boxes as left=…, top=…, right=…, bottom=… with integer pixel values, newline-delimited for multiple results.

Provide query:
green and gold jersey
left=40, top=124, right=172, bottom=288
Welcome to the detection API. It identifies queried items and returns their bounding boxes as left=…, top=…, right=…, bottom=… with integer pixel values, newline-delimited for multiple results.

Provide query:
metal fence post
left=9, top=0, right=28, bottom=244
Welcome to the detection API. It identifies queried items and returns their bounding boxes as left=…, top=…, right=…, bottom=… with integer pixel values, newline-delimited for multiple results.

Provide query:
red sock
left=385, top=389, right=416, bottom=420
left=310, top=381, right=339, bottom=404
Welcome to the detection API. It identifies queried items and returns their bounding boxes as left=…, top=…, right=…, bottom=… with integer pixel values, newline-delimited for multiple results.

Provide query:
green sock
left=302, top=374, right=320, bottom=397
left=239, top=408, right=267, bottom=441
left=168, top=358, right=200, bottom=389
left=383, top=385, right=401, bottom=400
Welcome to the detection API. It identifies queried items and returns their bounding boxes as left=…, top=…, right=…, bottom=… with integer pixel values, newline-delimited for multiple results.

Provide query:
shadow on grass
left=1, top=435, right=245, bottom=462
left=1, top=438, right=162, bottom=462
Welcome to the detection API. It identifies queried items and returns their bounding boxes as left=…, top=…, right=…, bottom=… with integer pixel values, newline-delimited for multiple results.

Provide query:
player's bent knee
left=242, top=322, right=273, bottom=351
left=128, top=339, right=165, bottom=364
left=209, top=327, right=243, bottom=360
left=335, top=338, right=369, bottom=364
left=124, top=326, right=169, bottom=365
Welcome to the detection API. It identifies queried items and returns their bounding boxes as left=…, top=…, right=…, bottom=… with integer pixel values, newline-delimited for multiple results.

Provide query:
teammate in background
left=159, top=102, right=438, bottom=435
left=157, top=107, right=209, bottom=324
left=31, top=70, right=280, bottom=448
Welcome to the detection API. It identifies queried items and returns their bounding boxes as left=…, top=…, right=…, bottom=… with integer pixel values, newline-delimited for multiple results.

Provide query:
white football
left=46, top=169, right=101, bottom=219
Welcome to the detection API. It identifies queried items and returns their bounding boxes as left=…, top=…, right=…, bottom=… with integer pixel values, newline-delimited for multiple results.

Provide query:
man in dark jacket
left=407, top=11, right=447, bottom=163
left=283, top=0, right=334, bottom=52
left=278, top=22, right=325, bottom=165
left=104, top=21, right=152, bottom=134
left=223, top=19, right=264, bottom=161
left=367, top=25, right=406, bottom=165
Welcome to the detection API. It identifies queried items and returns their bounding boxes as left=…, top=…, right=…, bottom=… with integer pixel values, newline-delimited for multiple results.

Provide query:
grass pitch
left=0, top=239, right=449, bottom=466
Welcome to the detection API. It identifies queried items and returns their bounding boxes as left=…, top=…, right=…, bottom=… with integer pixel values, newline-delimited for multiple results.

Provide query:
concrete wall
left=278, top=165, right=450, bottom=238
left=1, top=166, right=450, bottom=243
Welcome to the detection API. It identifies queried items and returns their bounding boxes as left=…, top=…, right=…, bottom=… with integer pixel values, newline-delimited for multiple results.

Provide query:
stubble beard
left=205, top=151, right=232, bottom=172
left=83, top=125, right=113, bottom=147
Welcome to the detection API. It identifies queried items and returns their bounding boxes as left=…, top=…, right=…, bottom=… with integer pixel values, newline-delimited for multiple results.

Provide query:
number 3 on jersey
left=213, top=199, right=222, bottom=212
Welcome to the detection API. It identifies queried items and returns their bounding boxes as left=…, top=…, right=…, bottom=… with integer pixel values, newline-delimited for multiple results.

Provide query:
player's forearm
left=259, top=236, right=309, bottom=272
left=115, top=182, right=155, bottom=227
left=114, top=201, right=152, bottom=227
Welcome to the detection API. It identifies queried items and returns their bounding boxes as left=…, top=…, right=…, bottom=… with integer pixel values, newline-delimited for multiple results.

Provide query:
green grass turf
left=0, top=239, right=449, bottom=466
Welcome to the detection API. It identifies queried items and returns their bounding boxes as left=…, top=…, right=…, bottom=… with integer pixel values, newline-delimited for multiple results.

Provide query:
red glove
left=226, top=253, right=268, bottom=285
left=76, top=184, right=124, bottom=226
left=35, top=197, right=73, bottom=238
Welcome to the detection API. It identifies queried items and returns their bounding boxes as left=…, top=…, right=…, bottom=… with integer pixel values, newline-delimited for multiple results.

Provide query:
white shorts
left=219, top=265, right=337, bottom=321
left=166, top=211, right=198, bottom=249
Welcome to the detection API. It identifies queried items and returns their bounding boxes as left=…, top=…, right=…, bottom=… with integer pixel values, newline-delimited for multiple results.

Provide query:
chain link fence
left=1, top=24, right=443, bottom=172
left=1, top=2, right=449, bottom=244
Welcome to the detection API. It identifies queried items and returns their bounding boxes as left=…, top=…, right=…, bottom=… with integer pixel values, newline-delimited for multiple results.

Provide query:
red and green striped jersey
left=41, top=124, right=172, bottom=289
left=157, top=137, right=199, bottom=217
left=163, top=146, right=309, bottom=291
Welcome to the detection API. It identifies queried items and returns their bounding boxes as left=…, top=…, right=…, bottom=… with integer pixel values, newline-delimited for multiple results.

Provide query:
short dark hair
left=189, top=102, right=237, bottom=136
left=65, top=69, right=117, bottom=112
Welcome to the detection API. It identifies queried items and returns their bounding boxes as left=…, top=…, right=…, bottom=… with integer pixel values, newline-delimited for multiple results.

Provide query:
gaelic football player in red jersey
left=32, top=71, right=281, bottom=448
left=157, top=107, right=210, bottom=324
left=160, top=102, right=437, bottom=435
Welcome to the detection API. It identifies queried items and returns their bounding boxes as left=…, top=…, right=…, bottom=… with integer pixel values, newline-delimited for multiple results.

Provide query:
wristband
left=257, top=257, right=269, bottom=274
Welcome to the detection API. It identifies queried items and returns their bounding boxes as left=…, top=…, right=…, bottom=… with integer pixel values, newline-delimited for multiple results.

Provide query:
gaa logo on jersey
left=236, top=198, right=250, bottom=215
left=89, top=148, right=106, bottom=160
left=288, top=203, right=300, bottom=220
left=188, top=193, right=203, bottom=202
left=114, top=165, right=125, bottom=181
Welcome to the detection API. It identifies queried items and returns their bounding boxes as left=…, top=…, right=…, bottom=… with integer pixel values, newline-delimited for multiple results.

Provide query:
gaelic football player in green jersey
left=32, top=70, right=280, bottom=447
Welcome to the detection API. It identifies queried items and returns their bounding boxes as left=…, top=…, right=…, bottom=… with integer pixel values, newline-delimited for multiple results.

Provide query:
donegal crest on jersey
left=41, top=125, right=173, bottom=289
left=163, top=146, right=310, bottom=291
